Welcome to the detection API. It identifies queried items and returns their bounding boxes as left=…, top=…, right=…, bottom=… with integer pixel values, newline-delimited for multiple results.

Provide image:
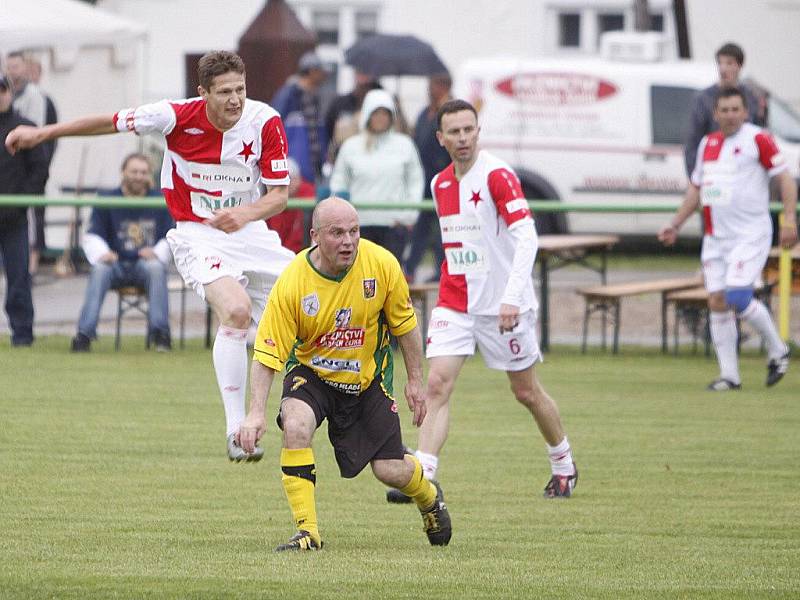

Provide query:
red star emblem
left=211, top=260, right=221, bottom=270
left=733, top=147, right=741, bottom=154
left=426, top=337, right=432, bottom=345
left=469, top=190, right=482, bottom=207
left=238, top=141, right=255, bottom=161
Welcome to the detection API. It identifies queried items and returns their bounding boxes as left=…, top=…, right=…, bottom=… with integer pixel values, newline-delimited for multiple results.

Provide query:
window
left=313, top=10, right=339, bottom=45
left=768, top=95, right=800, bottom=143
left=650, top=13, right=664, bottom=32
left=598, top=13, right=625, bottom=35
left=559, top=13, right=580, bottom=48
left=650, top=85, right=697, bottom=145
left=355, top=10, right=378, bottom=40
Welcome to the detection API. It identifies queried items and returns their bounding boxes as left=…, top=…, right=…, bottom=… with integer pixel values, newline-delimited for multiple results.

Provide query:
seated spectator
left=329, top=89, right=423, bottom=264
left=71, top=154, right=174, bottom=352
left=266, top=157, right=315, bottom=253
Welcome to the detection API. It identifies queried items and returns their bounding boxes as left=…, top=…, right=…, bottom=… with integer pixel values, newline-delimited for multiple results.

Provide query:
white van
left=456, top=33, right=800, bottom=236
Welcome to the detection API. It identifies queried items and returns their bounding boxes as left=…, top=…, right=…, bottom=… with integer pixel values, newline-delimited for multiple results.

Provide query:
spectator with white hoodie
left=329, top=89, right=424, bottom=265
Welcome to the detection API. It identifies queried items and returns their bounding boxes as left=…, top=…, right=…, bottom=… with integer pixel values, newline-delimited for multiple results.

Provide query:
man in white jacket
left=329, top=89, right=423, bottom=265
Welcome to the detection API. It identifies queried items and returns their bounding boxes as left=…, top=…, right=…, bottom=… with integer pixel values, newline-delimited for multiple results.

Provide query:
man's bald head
left=312, top=196, right=358, bottom=230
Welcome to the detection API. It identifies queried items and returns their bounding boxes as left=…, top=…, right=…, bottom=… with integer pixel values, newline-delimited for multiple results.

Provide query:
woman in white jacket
left=329, top=89, right=424, bottom=265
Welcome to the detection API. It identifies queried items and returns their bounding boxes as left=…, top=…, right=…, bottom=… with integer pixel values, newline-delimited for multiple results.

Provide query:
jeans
left=405, top=210, right=444, bottom=281
left=0, top=221, right=34, bottom=345
left=77, top=259, right=170, bottom=338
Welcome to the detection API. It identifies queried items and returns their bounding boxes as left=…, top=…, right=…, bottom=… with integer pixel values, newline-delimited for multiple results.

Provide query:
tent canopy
left=0, top=0, right=147, bottom=65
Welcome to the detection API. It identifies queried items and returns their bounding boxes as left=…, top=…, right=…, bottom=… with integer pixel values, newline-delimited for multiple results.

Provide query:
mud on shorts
left=277, top=364, right=405, bottom=478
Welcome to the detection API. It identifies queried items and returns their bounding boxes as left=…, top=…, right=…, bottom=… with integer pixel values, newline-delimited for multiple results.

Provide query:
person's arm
left=204, top=184, right=289, bottom=233
left=395, top=324, right=426, bottom=427
left=19, top=136, right=49, bottom=193
left=405, top=140, right=425, bottom=204
left=658, top=184, right=701, bottom=246
left=5, top=114, right=116, bottom=154
left=82, top=208, right=116, bottom=265
left=329, top=140, right=352, bottom=195
left=238, top=360, right=276, bottom=453
left=499, top=219, right=537, bottom=333
left=684, top=93, right=708, bottom=176
left=776, top=170, right=799, bottom=248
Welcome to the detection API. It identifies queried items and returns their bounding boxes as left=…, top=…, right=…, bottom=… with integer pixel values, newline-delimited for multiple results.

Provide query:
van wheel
left=520, top=180, right=568, bottom=235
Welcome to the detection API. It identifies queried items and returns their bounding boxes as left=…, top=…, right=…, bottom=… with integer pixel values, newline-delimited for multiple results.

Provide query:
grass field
left=1, top=337, right=798, bottom=599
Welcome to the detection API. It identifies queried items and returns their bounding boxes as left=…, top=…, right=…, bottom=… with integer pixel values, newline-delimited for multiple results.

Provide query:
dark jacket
left=414, top=105, right=453, bottom=194
left=0, top=108, right=49, bottom=229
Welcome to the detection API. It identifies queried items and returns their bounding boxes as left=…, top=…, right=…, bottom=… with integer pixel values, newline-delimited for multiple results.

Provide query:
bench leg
left=115, top=295, right=123, bottom=351
left=581, top=301, right=590, bottom=354
left=661, top=292, right=668, bottom=354
left=673, top=304, right=679, bottom=357
left=612, top=301, right=621, bottom=354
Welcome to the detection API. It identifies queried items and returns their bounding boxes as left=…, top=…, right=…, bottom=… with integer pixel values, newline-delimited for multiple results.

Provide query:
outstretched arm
left=5, top=114, right=117, bottom=155
left=396, top=324, right=426, bottom=427
left=658, top=185, right=701, bottom=246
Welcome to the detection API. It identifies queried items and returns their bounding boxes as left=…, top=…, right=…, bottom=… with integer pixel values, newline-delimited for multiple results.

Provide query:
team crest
left=302, top=293, right=320, bottom=317
left=362, top=278, right=376, bottom=299
left=334, top=308, right=352, bottom=329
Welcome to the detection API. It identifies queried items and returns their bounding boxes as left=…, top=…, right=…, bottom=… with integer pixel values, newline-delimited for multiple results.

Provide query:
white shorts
left=167, top=220, right=295, bottom=324
left=701, top=236, right=770, bottom=293
left=425, top=306, right=542, bottom=371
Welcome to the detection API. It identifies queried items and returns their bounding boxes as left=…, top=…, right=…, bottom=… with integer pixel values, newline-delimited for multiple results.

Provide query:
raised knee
left=224, top=301, right=251, bottom=328
left=725, top=287, right=754, bottom=314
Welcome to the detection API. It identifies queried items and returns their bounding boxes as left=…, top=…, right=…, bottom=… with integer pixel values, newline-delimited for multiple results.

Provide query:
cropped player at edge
left=238, top=197, right=451, bottom=551
left=5, top=51, right=295, bottom=462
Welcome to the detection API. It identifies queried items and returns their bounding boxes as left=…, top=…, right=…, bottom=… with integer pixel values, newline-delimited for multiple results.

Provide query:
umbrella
left=344, top=34, right=448, bottom=77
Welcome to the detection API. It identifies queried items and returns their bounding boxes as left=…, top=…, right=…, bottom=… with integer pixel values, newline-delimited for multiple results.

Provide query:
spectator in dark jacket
left=71, top=154, right=174, bottom=352
left=0, top=74, right=48, bottom=346
left=684, top=42, right=765, bottom=176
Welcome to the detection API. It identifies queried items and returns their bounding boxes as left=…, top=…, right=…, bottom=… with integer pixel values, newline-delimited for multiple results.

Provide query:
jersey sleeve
left=253, top=277, right=298, bottom=371
left=754, top=132, right=788, bottom=176
left=689, top=137, right=707, bottom=187
left=487, top=168, right=532, bottom=229
left=382, top=253, right=418, bottom=337
left=259, top=115, right=291, bottom=186
left=113, top=100, right=176, bottom=136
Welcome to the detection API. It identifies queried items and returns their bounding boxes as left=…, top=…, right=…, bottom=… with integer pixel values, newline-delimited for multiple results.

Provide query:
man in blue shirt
left=71, top=153, right=174, bottom=352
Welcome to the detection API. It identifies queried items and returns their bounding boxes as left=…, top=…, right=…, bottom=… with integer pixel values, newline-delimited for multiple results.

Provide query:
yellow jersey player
left=238, top=197, right=451, bottom=551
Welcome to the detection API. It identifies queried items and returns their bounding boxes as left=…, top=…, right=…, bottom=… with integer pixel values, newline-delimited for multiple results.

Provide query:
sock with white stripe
left=546, top=437, right=575, bottom=476
left=740, top=300, right=788, bottom=360
left=710, top=310, right=740, bottom=384
left=212, top=325, right=249, bottom=436
left=414, top=450, right=439, bottom=480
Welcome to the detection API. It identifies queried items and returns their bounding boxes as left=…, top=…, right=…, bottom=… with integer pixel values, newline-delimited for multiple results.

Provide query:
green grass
left=1, top=338, right=798, bottom=599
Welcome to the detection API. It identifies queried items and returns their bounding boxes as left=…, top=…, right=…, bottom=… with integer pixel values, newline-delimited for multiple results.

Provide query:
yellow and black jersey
left=253, top=239, right=417, bottom=394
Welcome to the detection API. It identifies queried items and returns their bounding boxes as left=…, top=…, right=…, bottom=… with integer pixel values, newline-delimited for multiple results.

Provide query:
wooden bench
left=576, top=275, right=703, bottom=354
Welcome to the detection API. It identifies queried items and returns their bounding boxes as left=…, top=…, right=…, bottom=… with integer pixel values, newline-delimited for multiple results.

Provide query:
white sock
left=710, top=310, right=740, bottom=384
left=415, top=450, right=439, bottom=480
left=212, top=326, right=249, bottom=437
left=740, top=300, right=788, bottom=360
left=546, top=437, right=575, bottom=476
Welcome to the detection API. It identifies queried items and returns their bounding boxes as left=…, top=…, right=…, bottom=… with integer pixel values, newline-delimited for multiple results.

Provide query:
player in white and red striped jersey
left=660, top=87, right=797, bottom=391
left=5, top=51, right=296, bottom=460
left=391, top=99, right=577, bottom=501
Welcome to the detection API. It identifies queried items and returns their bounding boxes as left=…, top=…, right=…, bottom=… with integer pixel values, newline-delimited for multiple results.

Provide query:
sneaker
left=70, top=333, right=91, bottom=353
left=420, top=486, right=451, bottom=546
left=226, top=433, right=263, bottom=462
left=543, top=463, right=578, bottom=499
left=152, top=330, right=172, bottom=352
left=766, top=351, right=789, bottom=387
left=706, top=378, right=742, bottom=391
left=274, top=530, right=322, bottom=552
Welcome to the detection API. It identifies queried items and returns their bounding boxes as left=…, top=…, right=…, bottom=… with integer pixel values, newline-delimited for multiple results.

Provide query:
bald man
left=239, top=197, right=451, bottom=551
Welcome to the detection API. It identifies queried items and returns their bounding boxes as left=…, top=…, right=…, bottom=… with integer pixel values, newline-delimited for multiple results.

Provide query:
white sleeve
left=114, top=100, right=176, bottom=136
left=500, top=219, right=537, bottom=308
left=153, top=239, right=172, bottom=265
left=81, top=233, right=111, bottom=266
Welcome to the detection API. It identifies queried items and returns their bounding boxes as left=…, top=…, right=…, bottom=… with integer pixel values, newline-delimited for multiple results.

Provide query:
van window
left=651, top=85, right=696, bottom=145
left=768, top=96, right=800, bottom=143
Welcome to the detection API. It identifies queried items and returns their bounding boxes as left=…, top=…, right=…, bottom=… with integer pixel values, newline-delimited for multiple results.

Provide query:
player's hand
left=99, top=251, right=118, bottom=264
left=236, top=412, right=266, bottom=454
left=404, top=379, right=427, bottom=427
left=4, top=125, right=46, bottom=155
left=205, top=208, right=249, bottom=233
left=779, top=223, right=798, bottom=249
left=658, top=224, right=678, bottom=246
left=498, top=303, right=520, bottom=333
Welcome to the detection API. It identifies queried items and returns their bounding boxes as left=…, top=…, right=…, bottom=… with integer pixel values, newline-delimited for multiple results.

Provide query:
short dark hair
left=121, top=152, right=151, bottom=171
left=437, top=99, right=478, bottom=131
left=197, top=51, right=245, bottom=91
left=715, top=86, right=748, bottom=109
left=716, top=43, right=745, bottom=66
left=7, top=50, right=25, bottom=61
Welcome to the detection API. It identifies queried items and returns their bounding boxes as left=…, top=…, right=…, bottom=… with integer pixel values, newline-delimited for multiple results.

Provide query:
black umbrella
left=344, top=34, right=448, bottom=77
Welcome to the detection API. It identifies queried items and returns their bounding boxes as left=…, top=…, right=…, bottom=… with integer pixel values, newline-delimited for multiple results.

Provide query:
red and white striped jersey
left=114, top=98, right=289, bottom=223
left=432, top=150, right=537, bottom=315
left=691, top=122, right=787, bottom=239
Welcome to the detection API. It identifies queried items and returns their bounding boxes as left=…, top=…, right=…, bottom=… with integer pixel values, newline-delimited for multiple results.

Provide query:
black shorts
left=278, top=365, right=405, bottom=478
